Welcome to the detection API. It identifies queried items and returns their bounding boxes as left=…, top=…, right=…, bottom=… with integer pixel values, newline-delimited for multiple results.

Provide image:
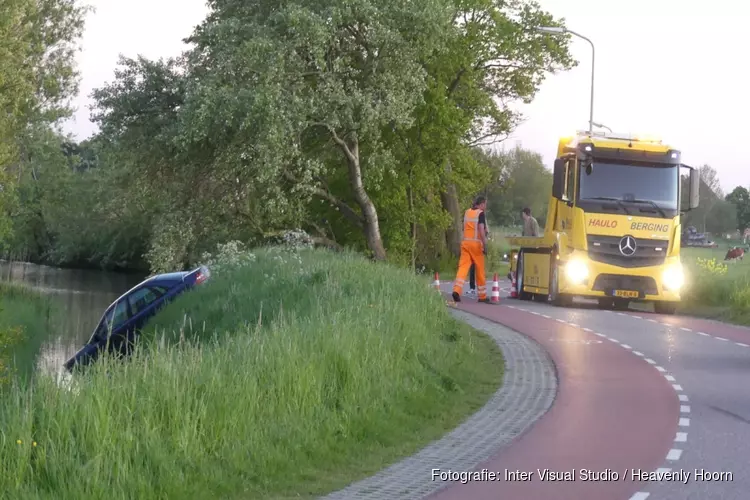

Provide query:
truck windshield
left=578, top=161, right=679, bottom=215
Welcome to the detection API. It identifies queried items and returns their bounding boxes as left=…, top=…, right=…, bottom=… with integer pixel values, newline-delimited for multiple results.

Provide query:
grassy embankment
left=678, top=240, right=750, bottom=325
left=0, top=283, right=56, bottom=388
left=0, top=244, right=504, bottom=499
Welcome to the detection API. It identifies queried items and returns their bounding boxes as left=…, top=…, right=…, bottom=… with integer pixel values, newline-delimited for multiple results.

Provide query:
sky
left=61, top=0, right=748, bottom=193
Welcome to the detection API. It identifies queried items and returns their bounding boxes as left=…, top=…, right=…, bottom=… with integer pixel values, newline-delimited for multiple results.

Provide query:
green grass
left=0, top=247, right=503, bottom=499
left=678, top=242, right=750, bottom=324
left=0, top=283, right=57, bottom=388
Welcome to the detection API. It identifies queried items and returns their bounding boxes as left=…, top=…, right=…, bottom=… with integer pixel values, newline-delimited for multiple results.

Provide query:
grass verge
left=678, top=245, right=750, bottom=324
left=0, top=245, right=504, bottom=499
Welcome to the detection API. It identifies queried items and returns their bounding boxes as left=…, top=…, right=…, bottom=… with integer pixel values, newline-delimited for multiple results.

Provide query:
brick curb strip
left=320, top=308, right=557, bottom=500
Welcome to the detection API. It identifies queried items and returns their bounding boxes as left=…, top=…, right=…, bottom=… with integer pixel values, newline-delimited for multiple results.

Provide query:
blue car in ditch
left=63, top=265, right=211, bottom=372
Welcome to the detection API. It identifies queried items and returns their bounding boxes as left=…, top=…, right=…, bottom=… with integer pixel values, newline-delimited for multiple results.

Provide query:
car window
left=128, top=286, right=162, bottom=316
left=152, top=285, right=170, bottom=296
left=94, top=299, right=129, bottom=341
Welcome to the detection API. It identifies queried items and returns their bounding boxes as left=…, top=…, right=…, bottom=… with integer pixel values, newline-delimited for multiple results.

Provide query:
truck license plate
left=613, top=289, right=639, bottom=298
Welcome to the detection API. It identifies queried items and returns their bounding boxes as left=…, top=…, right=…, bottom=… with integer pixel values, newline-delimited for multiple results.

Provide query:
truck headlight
left=662, top=263, right=684, bottom=290
left=565, top=259, right=589, bottom=284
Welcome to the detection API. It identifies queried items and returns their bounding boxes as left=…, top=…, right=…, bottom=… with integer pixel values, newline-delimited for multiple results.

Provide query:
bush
left=0, top=246, right=503, bottom=499
left=680, top=249, right=750, bottom=322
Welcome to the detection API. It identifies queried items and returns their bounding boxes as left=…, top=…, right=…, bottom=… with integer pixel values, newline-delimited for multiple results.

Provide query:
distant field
left=677, top=240, right=750, bottom=324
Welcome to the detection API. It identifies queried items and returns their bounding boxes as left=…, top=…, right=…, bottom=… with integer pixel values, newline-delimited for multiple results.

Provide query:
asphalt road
left=437, top=279, right=748, bottom=500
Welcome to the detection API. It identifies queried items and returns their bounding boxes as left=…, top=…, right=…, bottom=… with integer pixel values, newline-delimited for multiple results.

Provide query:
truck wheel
left=613, top=298, right=629, bottom=310
left=549, top=261, right=572, bottom=307
left=598, top=298, right=628, bottom=310
left=516, top=251, right=532, bottom=300
left=597, top=298, right=613, bottom=309
left=654, top=301, right=678, bottom=315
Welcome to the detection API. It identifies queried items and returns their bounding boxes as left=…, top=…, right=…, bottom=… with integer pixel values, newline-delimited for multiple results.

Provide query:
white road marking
left=509, top=304, right=696, bottom=474
left=680, top=327, right=692, bottom=332
left=716, top=337, right=728, bottom=341
left=738, top=342, right=749, bottom=347
left=697, top=332, right=709, bottom=336
left=632, top=315, right=642, bottom=319
left=629, top=493, right=650, bottom=500
left=666, top=449, right=683, bottom=460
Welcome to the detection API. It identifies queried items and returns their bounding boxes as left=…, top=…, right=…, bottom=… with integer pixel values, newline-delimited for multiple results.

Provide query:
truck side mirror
left=689, top=167, right=700, bottom=210
left=552, top=159, right=565, bottom=199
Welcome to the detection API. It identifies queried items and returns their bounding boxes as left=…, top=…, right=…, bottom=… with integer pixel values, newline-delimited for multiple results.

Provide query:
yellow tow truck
left=508, top=130, right=700, bottom=314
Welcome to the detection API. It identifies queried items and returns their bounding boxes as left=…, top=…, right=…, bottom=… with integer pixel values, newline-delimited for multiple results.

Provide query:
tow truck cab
left=508, top=130, right=700, bottom=314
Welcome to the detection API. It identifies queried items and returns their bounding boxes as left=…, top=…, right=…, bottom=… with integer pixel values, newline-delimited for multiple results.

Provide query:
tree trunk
left=440, top=159, right=462, bottom=258
left=344, top=135, right=387, bottom=261
left=408, top=168, right=417, bottom=270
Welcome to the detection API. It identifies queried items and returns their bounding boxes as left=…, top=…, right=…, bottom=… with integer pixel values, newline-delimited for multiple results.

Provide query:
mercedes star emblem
left=619, top=235, right=637, bottom=256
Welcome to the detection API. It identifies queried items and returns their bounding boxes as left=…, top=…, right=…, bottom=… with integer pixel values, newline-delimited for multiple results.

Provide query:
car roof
left=145, top=271, right=190, bottom=283
left=107, top=269, right=193, bottom=309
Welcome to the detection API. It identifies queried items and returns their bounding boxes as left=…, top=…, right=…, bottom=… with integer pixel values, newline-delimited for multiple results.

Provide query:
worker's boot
left=478, top=297, right=490, bottom=304
left=452, top=291, right=461, bottom=302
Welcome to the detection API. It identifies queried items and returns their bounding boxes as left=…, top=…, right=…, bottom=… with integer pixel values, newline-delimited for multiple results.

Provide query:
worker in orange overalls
left=452, top=196, right=489, bottom=303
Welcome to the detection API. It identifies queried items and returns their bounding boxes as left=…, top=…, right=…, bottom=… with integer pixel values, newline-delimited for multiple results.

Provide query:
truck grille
left=592, top=274, right=658, bottom=296
left=587, top=235, right=668, bottom=268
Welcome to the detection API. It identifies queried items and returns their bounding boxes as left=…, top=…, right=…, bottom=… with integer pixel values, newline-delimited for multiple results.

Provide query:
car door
left=93, top=298, right=131, bottom=350
left=126, top=285, right=168, bottom=335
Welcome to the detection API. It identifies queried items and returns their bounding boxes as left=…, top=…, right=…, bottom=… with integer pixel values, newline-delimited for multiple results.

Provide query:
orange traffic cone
left=433, top=272, right=441, bottom=292
left=510, top=271, right=518, bottom=298
left=491, top=273, right=500, bottom=303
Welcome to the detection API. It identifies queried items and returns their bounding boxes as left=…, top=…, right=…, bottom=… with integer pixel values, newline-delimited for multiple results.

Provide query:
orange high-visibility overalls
left=453, top=208, right=486, bottom=300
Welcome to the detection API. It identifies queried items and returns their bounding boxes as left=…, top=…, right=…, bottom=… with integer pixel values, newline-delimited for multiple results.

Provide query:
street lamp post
left=536, top=26, right=595, bottom=135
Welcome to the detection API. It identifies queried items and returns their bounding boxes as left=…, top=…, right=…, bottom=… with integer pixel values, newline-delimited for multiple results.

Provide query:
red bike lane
left=428, top=296, right=678, bottom=500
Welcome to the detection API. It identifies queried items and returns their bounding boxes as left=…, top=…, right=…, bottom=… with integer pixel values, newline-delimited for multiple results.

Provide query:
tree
left=0, top=0, right=88, bottom=247
left=481, top=146, right=551, bottom=227
left=726, top=186, right=750, bottom=234
left=699, top=165, right=722, bottom=198
left=705, top=199, right=737, bottom=236
left=681, top=164, right=724, bottom=233
left=85, top=0, right=575, bottom=272
left=423, top=0, right=575, bottom=256
left=170, top=0, right=463, bottom=262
